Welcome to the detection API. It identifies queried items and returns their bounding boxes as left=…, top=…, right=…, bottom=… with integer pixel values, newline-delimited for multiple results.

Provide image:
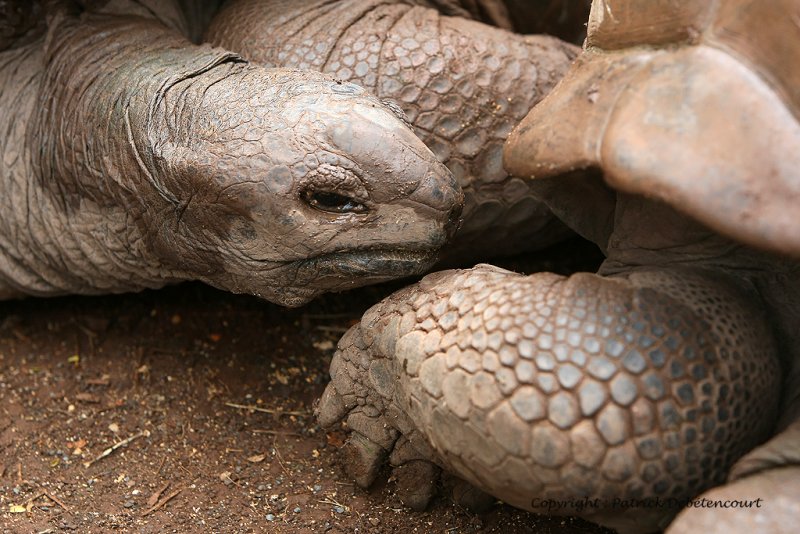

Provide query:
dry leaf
left=247, top=454, right=266, bottom=463
left=326, top=431, right=346, bottom=448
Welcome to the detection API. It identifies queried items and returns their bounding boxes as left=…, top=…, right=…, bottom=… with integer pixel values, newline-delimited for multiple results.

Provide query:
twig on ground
left=251, top=429, right=301, bottom=437
left=21, top=491, right=45, bottom=507
left=84, top=429, right=150, bottom=468
left=318, top=495, right=349, bottom=512
left=146, top=483, right=170, bottom=508
left=20, top=490, right=70, bottom=513
left=155, top=456, right=167, bottom=476
left=141, top=487, right=183, bottom=517
left=224, top=402, right=308, bottom=417
left=177, top=463, right=194, bottom=478
left=273, top=436, right=290, bottom=477
left=43, top=491, right=70, bottom=512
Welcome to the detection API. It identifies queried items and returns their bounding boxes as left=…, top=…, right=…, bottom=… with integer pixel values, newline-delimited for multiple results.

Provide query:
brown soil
left=0, top=242, right=611, bottom=534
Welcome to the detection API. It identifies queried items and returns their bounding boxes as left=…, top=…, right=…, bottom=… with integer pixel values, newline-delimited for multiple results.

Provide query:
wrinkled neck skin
left=530, top=173, right=799, bottom=283
left=599, top=193, right=789, bottom=276
left=0, top=13, right=239, bottom=298
left=0, top=10, right=459, bottom=304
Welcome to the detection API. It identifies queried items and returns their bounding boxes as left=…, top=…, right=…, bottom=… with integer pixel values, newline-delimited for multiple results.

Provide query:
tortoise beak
left=504, top=46, right=800, bottom=257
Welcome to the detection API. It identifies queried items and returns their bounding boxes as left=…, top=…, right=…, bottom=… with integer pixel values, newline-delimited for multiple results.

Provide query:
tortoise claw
left=341, top=431, right=387, bottom=489
left=450, top=477, right=496, bottom=513
left=316, top=383, right=348, bottom=429
left=391, top=461, right=440, bottom=511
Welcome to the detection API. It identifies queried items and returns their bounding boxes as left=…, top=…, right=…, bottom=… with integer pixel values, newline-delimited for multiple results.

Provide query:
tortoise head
left=504, top=0, right=800, bottom=257
left=147, top=67, right=462, bottom=305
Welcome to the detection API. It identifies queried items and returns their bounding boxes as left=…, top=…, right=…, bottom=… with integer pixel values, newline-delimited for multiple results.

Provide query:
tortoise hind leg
left=316, top=265, right=781, bottom=533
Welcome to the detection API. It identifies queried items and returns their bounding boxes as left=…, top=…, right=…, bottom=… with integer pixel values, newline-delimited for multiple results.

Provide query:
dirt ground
left=0, top=241, right=613, bottom=534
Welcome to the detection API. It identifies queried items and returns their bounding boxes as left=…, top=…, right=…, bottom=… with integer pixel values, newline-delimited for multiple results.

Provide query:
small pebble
left=334, top=506, right=345, bottom=514
left=293, top=506, right=301, bottom=513
left=266, top=514, right=275, bottom=521
left=313, top=484, right=322, bottom=493
left=123, top=501, right=135, bottom=508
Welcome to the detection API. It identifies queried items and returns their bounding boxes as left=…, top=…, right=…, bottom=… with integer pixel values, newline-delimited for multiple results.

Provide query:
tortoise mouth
left=295, top=247, right=440, bottom=287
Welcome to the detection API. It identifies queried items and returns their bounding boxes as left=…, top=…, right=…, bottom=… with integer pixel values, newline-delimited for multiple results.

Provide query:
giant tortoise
left=0, top=0, right=462, bottom=304
left=315, top=1, right=800, bottom=532
left=205, top=0, right=581, bottom=262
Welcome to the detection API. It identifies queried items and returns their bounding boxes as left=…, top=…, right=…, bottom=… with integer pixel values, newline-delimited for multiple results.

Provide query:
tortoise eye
left=301, top=189, right=367, bottom=214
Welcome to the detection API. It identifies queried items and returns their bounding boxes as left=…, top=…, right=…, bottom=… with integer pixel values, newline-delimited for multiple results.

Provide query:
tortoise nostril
left=445, top=202, right=463, bottom=240
left=406, top=167, right=464, bottom=241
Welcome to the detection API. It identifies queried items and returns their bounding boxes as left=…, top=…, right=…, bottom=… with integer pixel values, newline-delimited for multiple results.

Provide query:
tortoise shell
left=504, top=0, right=800, bottom=256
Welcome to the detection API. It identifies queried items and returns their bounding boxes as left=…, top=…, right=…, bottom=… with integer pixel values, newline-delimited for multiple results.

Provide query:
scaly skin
left=0, top=2, right=462, bottom=304
left=315, top=1, right=800, bottom=532
left=316, top=192, right=794, bottom=533
left=205, top=0, right=578, bottom=262
left=500, top=1, right=800, bottom=532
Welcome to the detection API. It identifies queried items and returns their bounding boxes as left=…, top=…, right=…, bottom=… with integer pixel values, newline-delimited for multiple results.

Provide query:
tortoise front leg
left=316, top=265, right=781, bottom=533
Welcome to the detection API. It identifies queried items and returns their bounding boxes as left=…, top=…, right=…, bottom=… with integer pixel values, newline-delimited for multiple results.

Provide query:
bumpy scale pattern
left=320, top=265, right=781, bottom=529
left=206, top=0, right=578, bottom=260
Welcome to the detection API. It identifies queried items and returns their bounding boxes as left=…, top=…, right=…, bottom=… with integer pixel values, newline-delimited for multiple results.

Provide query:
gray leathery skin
left=205, top=0, right=578, bottom=262
left=0, top=2, right=462, bottom=304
